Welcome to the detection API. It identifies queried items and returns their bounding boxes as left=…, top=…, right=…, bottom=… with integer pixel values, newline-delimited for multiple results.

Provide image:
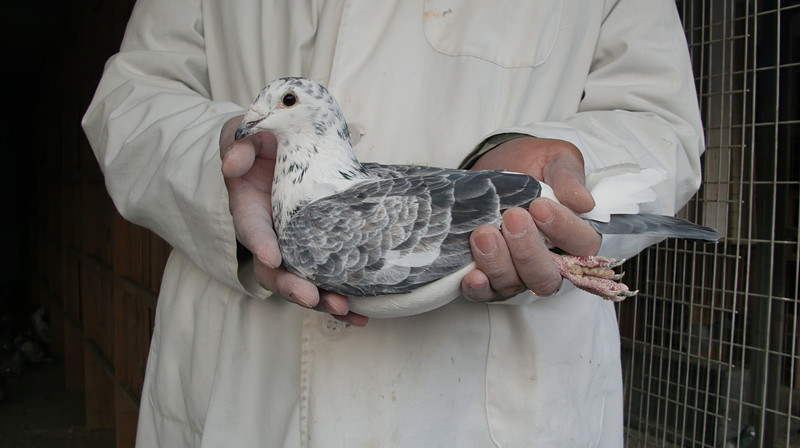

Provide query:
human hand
left=461, top=137, right=602, bottom=302
left=220, top=115, right=367, bottom=325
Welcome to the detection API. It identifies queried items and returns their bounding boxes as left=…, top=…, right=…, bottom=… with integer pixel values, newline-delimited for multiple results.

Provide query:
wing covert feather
left=279, top=164, right=543, bottom=295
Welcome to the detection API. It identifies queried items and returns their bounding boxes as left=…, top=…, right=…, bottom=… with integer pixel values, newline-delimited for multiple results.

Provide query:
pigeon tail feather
left=589, top=213, right=720, bottom=242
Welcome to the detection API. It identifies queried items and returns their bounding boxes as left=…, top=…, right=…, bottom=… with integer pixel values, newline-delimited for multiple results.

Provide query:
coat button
left=319, top=316, right=347, bottom=340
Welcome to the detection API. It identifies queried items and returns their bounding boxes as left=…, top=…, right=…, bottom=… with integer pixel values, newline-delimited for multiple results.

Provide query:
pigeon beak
left=234, top=118, right=263, bottom=140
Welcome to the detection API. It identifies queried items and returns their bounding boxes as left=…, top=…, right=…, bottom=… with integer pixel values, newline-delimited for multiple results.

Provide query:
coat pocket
left=422, top=0, right=562, bottom=68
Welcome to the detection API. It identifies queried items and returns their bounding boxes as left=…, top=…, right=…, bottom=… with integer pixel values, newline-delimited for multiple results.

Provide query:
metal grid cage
left=619, top=0, right=800, bottom=447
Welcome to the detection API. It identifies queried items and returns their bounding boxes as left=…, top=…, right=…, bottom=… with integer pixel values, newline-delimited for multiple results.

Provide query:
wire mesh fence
left=619, top=1, right=800, bottom=447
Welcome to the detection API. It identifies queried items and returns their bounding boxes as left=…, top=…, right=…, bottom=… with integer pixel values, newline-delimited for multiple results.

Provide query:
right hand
left=462, top=137, right=602, bottom=302
left=219, top=115, right=367, bottom=326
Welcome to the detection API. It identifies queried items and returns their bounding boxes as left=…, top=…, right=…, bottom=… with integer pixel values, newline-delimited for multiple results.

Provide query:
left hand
left=220, top=115, right=367, bottom=325
left=461, top=137, right=602, bottom=302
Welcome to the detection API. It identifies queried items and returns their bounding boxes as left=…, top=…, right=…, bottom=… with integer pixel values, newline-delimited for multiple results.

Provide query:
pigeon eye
left=281, top=93, right=297, bottom=107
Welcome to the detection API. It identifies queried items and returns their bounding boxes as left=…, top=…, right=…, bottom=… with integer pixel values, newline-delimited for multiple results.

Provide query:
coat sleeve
left=82, top=0, right=253, bottom=294
left=466, top=0, right=706, bottom=260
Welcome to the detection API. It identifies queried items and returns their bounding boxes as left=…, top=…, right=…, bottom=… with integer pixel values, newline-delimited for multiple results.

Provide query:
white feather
left=539, top=182, right=557, bottom=202
left=347, top=263, right=474, bottom=317
left=580, top=164, right=667, bottom=222
left=384, top=249, right=441, bottom=267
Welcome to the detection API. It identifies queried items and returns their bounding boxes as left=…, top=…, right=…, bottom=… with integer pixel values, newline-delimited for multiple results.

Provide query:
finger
left=460, top=268, right=496, bottom=302
left=317, top=290, right=350, bottom=316
left=529, top=198, right=601, bottom=256
left=332, top=312, right=369, bottom=327
left=222, top=132, right=279, bottom=176
left=542, top=158, right=595, bottom=213
left=226, top=175, right=282, bottom=268
left=221, top=138, right=258, bottom=178
left=254, top=262, right=321, bottom=308
left=219, top=114, right=244, bottom=153
left=315, top=291, right=369, bottom=326
left=501, top=207, right=563, bottom=295
left=468, top=225, right=526, bottom=298
left=223, top=135, right=281, bottom=268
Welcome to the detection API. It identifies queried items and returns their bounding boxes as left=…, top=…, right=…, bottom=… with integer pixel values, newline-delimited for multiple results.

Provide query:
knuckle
left=528, top=275, right=563, bottom=295
left=253, top=265, right=274, bottom=290
left=509, top=243, right=540, bottom=266
left=535, top=278, right=563, bottom=295
left=472, top=252, right=508, bottom=279
left=498, top=285, right=526, bottom=298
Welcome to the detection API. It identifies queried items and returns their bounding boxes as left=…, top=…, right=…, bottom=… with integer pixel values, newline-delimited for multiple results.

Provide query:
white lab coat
left=82, top=0, right=704, bottom=446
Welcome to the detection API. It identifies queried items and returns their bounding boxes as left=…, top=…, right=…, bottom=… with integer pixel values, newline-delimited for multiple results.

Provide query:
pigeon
left=234, top=77, right=719, bottom=318
left=724, top=425, right=756, bottom=448
left=30, top=307, right=50, bottom=345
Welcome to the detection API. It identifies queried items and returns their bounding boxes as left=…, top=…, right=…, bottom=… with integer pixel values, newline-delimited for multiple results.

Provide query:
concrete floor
left=0, top=361, right=116, bottom=448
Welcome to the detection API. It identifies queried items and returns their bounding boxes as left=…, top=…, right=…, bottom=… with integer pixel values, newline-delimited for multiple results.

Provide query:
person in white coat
left=82, top=0, right=704, bottom=446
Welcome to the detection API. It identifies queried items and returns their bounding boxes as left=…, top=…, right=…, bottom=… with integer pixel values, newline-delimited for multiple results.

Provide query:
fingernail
left=530, top=199, right=554, bottom=225
left=256, top=251, right=277, bottom=270
left=473, top=231, right=497, bottom=256
left=464, top=278, right=489, bottom=302
left=503, top=209, right=528, bottom=237
left=322, top=296, right=347, bottom=316
left=468, top=278, right=488, bottom=293
left=336, top=314, right=369, bottom=327
left=289, top=292, right=315, bottom=308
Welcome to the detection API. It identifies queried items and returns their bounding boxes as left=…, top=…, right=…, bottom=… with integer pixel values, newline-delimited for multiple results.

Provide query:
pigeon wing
left=279, top=166, right=542, bottom=296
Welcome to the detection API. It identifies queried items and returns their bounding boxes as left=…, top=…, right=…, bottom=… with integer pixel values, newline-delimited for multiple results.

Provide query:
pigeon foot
left=550, top=253, right=638, bottom=302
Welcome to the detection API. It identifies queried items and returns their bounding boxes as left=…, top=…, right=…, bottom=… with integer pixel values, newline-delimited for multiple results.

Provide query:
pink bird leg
left=549, top=253, right=638, bottom=302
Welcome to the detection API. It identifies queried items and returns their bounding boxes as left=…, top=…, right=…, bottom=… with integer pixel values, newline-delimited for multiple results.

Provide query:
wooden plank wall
left=26, top=2, right=164, bottom=447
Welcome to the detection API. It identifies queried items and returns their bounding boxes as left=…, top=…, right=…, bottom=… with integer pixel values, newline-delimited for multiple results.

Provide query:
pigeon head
left=238, top=78, right=370, bottom=233
left=235, top=77, right=351, bottom=144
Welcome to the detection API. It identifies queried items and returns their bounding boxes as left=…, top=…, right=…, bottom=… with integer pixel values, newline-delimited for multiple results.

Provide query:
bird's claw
left=550, top=254, right=638, bottom=302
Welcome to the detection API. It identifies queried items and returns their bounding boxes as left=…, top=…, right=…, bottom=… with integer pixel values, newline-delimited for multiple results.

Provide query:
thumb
left=529, top=198, right=601, bottom=256
left=543, top=160, right=595, bottom=214
left=220, top=115, right=257, bottom=179
left=222, top=138, right=258, bottom=179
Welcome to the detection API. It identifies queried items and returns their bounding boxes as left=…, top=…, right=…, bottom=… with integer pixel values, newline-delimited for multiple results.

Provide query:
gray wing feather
left=589, top=213, right=720, bottom=242
left=279, top=164, right=542, bottom=296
